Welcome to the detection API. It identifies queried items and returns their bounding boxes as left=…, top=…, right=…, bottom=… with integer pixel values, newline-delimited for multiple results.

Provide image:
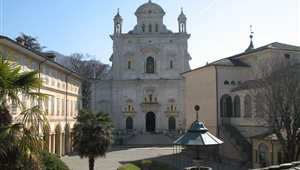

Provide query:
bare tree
left=66, top=53, right=109, bottom=109
left=250, top=58, right=300, bottom=162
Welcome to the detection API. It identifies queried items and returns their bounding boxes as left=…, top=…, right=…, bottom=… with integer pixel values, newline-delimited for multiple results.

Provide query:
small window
left=126, top=117, right=133, bottom=130
left=231, top=81, right=236, bottom=85
left=238, top=81, right=242, bottom=85
left=170, top=60, right=173, bottom=69
left=146, top=57, right=155, bottom=73
left=285, top=54, right=290, bottom=59
left=128, top=61, right=131, bottom=69
left=224, top=80, right=229, bottom=85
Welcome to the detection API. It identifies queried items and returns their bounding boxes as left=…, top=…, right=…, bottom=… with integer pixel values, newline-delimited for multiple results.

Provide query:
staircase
left=220, top=125, right=252, bottom=167
left=122, top=133, right=174, bottom=146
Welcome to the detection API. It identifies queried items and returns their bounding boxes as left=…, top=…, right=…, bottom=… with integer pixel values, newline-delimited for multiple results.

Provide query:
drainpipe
left=214, top=65, right=221, bottom=170
left=214, top=65, right=219, bottom=138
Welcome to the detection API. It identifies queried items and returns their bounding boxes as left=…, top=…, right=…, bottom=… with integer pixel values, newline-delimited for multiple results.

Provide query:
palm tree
left=73, top=110, right=114, bottom=170
left=0, top=50, right=48, bottom=169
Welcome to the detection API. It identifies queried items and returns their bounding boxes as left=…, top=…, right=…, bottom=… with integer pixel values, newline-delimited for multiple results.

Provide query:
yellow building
left=0, top=35, right=83, bottom=157
left=182, top=41, right=300, bottom=166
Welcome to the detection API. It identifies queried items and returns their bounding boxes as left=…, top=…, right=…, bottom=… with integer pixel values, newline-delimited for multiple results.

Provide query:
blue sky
left=1, top=0, right=299, bottom=69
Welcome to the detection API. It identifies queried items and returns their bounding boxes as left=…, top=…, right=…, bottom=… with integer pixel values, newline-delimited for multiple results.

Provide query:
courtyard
left=62, top=146, right=248, bottom=170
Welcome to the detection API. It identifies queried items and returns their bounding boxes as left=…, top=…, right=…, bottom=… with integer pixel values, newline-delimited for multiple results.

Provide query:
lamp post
left=179, top=120, right=182, bottom=135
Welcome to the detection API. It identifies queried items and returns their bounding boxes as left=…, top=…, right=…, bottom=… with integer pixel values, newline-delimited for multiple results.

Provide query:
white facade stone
left=92, top=1, right=191, bottom=133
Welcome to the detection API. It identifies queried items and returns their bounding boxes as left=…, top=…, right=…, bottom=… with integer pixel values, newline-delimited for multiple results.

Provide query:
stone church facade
left=91, top=1, right=191, bottom=133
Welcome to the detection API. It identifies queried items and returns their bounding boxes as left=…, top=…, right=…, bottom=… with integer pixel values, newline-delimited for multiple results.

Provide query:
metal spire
left=245, top=25, right=254, bottom=52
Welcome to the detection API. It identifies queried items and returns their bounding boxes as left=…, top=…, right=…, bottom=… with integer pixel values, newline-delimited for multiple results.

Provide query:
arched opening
left=155, top=24, right=158, bottom=32
left=170, top=60, right=173, bottom=69
left=43, top=125, right=50, bottom=152
left=244, top=94, right=252, bottom=117
left=146, top=57, right=155, bottom=73
left=258, top=143, right=269, bottom=167
left=115, top=23, right=121, bottom=33
left=128, top=60, right=131, bottom=69
left=220, top=95, right=233, bottom=117
left=180, top=23, right=185, bottom=32
left=142, top=24, right=145, bottom=32
left=126, top=117, right=133, bottom=130
left=146, top=112, right=155, bottom=132
left=65, top=124, right=71, bottom=154
left=256, top=94, right=265, bottom=117
left=168, top=117, right=176, bottom=130
left=234, top=96, right=241, bottom=117
left=55, top=124, right=62, bottom=156
left=231, top=81, right=236, bottom=85
left=149, top=24, right=152, bottom=32
left=224, top=80, right=229, bottom=85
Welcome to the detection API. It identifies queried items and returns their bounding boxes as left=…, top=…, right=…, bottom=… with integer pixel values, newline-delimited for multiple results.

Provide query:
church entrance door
left=146, top=112, right=155, bottom=132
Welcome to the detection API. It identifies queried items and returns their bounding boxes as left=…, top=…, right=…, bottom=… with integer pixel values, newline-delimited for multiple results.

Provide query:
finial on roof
left=245, top=25, right=254, bottom=52
left=117, top=8, right=119, bottom=14
left=149, top=0, right=152, bottom=3
left=194, top=105, right=200, bottom=121
left=181, top=7, right=183, bottom=13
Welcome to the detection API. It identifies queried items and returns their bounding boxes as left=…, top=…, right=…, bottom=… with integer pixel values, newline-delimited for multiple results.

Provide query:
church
left=91, top=1, right=191, bottom=134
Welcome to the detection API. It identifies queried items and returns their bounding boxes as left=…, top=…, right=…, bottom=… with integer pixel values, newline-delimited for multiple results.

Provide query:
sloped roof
left=208, top=42, right=300, bottom=67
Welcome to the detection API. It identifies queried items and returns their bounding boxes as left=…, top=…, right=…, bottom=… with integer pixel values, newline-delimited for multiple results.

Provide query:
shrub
left=117, top=163, right=141, bottom=170
left=40, top=150, right=70, bottom=170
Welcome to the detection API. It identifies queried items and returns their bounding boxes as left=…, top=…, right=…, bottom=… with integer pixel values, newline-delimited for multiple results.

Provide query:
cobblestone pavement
left=61, top=146, right=248, bottom=170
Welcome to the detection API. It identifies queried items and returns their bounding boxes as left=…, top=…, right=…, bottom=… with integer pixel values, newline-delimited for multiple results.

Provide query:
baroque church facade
left=91, top=1, right=191, bottom=133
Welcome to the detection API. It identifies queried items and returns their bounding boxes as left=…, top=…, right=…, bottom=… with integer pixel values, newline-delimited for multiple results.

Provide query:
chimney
left=16, top=36, right=25, bottom=45
left=41, top=52, right=56, bottom=62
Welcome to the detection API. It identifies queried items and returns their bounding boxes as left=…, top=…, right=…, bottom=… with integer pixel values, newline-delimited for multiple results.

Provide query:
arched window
left=149, top=24, right=152, bottom=32
left=115, top=23, right=121, bottom=33
left=220, top=94, right=232, bottom=117
left=146, top=57, right=155, bottom=73
left=142, top=24, right=145, bottom=32
left=170, top=60, right=173, bottom=69
left=238, top=81, right=242, bottom=85
left=128, top=61, right=131, bottom=69
left=244, top=94, right=252, bottom=117
left=168, top=117, right=176, bottom=130
left=256, top=94, right=264, bottom=117
left=224, top=80, right=229, bottom=85
left=180, top=23, right=185, bottom=32
left=234, top=96, right=241, bottom=117
left=258, top=143, right=269, bottom=167
left=155, top=24, right=158, bottom=32
left=126, top=117, right=133, bottom=130
left=231, top=81, right=236, bottom=85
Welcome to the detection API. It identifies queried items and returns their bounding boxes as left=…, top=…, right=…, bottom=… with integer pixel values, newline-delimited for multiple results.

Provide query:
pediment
left=141, top=45, right=160, bottom=54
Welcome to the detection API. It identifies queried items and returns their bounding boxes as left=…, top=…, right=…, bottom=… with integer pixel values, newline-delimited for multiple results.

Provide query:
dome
left=135, top=1, right=165, bottom=16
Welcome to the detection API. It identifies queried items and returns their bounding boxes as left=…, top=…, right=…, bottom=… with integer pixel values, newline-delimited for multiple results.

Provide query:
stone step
left=122, top=133, right=174, bottom=145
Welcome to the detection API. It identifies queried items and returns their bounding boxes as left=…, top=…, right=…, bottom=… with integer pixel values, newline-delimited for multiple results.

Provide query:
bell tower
left=178, top=8, right=187, bottom=33
left=114, top=8, right=123, bottom=34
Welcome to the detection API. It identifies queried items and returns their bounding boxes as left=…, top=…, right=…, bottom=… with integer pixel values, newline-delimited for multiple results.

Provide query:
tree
left=0, top=50, right=48, bottom=169
left=16, top=33, right=46, bottom=52
left=73, top=110, right=114, bottom=170
left=66, top=53, right=108, bottom=109
left=250, top=58, right=300, bottom=162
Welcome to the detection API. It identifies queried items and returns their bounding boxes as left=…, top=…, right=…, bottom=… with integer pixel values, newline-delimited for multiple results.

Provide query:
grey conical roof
left=173, top=120, right=223, bottom=146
